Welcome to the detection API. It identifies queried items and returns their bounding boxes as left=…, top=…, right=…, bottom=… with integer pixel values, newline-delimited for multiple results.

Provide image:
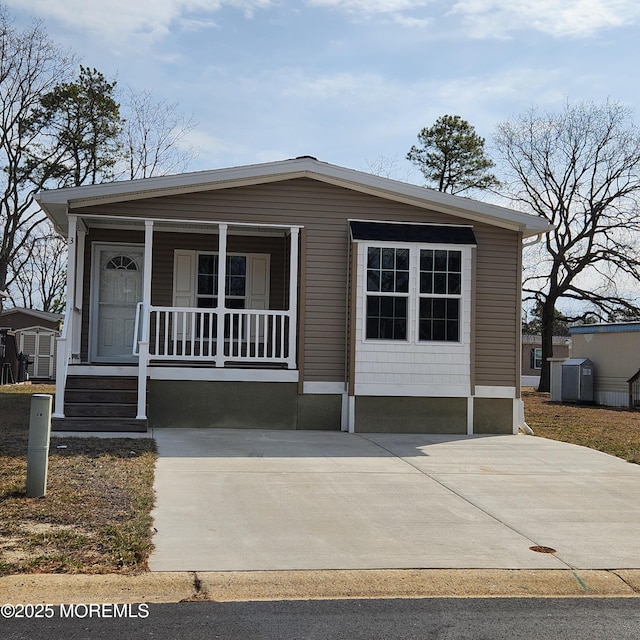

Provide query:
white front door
left=92, top=245, right=144, bottom=362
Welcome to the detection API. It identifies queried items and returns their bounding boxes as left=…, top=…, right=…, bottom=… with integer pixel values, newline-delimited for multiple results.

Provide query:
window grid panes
left=366, top=247, right=409, bottom=340
left=197, top=254, right=247, bottom=309
left=106, top=255, right=138, bottom=271
left=419, top=249, right=462, bottom=343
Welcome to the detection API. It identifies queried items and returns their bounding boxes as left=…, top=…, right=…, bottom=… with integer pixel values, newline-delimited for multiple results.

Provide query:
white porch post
left=136, top=220, right=153, bottom=420
left=215, top=223, right=228, bottom=367
left=72, top=224, right=86, bottom=357
left=53, top=214, right=77, bottom=418
left=287, top=227, right=299, bottom=369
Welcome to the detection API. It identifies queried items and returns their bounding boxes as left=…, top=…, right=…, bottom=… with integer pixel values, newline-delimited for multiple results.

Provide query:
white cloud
left=308, top=0, right=430, bottom=11
left=450, top=0, right=640, bottom=38
left=8, top=0, right=273, bottom=44
left=307, top=0, right=433, bottom=26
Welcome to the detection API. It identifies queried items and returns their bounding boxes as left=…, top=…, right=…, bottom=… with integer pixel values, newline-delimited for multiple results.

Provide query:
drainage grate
left=529, top=545, right=557, bottom=554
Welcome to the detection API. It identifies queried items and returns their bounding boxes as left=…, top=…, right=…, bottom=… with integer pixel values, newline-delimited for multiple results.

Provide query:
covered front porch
left=54, top=214, right=301, bottom=427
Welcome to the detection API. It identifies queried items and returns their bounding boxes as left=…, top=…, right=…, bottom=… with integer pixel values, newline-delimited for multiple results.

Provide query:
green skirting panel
left=296, top=394, right=342, bottom=430
left=355, top=396, right=467, bottom=434
left=148, top=381, right=342, bottom=430
left=473, top=397, right=514, bottom=434
left=149, top=380, right=298, bottom=429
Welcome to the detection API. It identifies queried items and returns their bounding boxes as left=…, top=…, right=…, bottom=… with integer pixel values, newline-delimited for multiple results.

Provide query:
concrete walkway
left=149, top=430, right=640, bottom=572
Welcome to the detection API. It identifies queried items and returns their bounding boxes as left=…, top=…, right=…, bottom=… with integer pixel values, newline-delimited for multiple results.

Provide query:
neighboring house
left=521, top=335, right=571, bottom=387
left=569, top=322, right=640, bottom=407
left=0, top=308, right=63, bottom=380
left=36, top=157, right=550, bottom=433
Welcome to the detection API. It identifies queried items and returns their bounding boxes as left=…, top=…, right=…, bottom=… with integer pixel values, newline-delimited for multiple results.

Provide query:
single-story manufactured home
left=569, top=322, right=640, bottom=407
left=36, top=157, right=550, bottom=433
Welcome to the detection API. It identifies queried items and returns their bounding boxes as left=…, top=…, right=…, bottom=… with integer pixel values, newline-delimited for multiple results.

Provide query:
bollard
left=26, top=394, right=53, bottom=498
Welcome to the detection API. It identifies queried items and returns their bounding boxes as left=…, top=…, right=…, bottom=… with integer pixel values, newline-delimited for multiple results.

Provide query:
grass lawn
left=0, top=384, right=157, bottom=576
left=523, top=388, right=640, bottom=465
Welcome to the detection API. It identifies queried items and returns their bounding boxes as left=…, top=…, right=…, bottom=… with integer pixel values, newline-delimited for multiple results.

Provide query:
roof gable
left=36, top=156, right=551, bottom=238
left=0, top=307, right=63, bottom=323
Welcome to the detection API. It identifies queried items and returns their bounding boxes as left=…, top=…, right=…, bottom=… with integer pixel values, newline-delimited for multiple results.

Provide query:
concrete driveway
left=149, top=429, right=640, bottom=572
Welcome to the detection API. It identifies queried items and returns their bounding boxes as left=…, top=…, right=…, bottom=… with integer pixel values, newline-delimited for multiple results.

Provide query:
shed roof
left=570, top=322, right=640, bottom=335
left=0, top=307, right=63, bottom=323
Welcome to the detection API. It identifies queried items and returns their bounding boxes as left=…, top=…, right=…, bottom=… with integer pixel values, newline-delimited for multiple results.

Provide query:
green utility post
left=26, top=394, right=53, bottom=498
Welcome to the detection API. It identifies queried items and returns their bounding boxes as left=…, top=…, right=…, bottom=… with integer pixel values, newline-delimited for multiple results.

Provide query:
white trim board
left=474, top=386, right=517, bottom=399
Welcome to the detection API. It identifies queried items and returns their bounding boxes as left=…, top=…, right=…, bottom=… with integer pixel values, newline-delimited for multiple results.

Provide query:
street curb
left=2, top=569, right=640, bottom=604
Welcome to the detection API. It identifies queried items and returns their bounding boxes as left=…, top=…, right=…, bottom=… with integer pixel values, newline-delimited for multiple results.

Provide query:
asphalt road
left=3, top=598, right=640, bottom=640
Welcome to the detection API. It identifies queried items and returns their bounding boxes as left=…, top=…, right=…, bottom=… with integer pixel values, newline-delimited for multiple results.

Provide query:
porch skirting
left=148, top=380, right=342, bottom=430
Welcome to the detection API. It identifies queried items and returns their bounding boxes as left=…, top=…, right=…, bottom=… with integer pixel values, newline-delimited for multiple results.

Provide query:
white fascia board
left=36, top=157, right=551, bottom=237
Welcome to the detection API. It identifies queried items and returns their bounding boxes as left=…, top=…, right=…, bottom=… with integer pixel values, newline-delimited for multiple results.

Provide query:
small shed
left=0, top=308, right=63, bottom=380
left=569, top=322, right=640, bottom=407
left=561, top=357, right=594, bottom=403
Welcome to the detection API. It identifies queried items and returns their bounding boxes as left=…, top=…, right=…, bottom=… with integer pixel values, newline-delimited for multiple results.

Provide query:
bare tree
left=10, top=222, right=66, bottom=312
left=0, top=7, right=75, bottom=313
left=120, top=87, right=198, bottom=180
left=364, top=154, right=414, bottom=182
left=494, top=100, right=640, bottom=392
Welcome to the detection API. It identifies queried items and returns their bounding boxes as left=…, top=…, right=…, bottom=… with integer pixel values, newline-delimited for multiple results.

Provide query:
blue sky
left=7, top=0, right=640, bottom=182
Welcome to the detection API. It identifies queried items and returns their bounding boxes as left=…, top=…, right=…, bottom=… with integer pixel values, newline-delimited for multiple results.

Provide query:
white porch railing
left=135, top=305, right=295, bottom=368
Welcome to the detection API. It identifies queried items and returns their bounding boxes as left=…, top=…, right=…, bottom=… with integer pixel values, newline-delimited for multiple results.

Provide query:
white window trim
left=360, top=241, right=469, bottom=347
left=532, top=347, right=543, bottom=370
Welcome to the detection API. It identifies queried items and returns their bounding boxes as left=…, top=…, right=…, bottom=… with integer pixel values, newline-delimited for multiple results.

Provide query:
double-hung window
left=365, top=247, right=410, bottom=340
left=196, top=254, right=247, bottom=309
left=531, top=348, right=543, bottom=370
left=418, top=249, right=462, bottom=342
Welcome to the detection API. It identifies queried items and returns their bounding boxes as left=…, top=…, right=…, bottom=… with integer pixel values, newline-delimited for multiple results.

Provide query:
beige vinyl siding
left=473, top=226, right=519, bottom=387
left=74, top=178, right=520, bottom=385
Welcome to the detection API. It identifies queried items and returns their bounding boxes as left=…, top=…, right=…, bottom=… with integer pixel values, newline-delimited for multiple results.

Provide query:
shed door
left=19, top=330, right=56, bottom=379
left=92, top=245, right=144, bottom=361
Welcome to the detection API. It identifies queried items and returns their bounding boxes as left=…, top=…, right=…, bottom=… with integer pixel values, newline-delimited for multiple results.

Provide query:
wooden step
left=64, top=403, right=138, bottom=418
left=65, top=389, right=138, bottom=404
left=58, top=374, right=147, bottom=432
left=52, top=417, right=148, bottom=432
left=65, top=376, right=138, bottom=391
